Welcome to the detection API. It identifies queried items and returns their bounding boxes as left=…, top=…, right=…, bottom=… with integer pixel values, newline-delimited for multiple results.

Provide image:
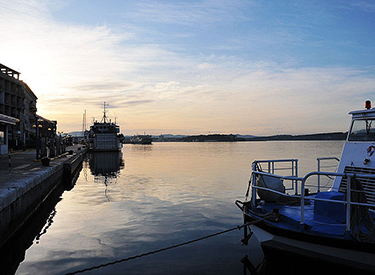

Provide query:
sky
left=1, top=0, right=375, bottom=136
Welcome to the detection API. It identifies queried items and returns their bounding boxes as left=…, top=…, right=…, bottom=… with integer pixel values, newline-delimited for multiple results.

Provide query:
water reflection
left=0, top=167, right=82, bottom=275
left=13, top=141, right=347, bottom=274
left=87, top=152, right=124, bottom=201
left=88, top=152, right=124, bottom=179
left=242, top=253, right=375, bottom=275
left=89, top=152, right=124, bottom=182
left=131, top=144, right=153, bottom=151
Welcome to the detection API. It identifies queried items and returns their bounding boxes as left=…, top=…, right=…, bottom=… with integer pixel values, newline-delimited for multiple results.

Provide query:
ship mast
left=101, top=102, right=109, bottom=123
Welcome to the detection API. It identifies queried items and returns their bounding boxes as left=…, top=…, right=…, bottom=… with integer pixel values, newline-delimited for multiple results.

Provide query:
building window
left=0, top=131, right=4, bottom=145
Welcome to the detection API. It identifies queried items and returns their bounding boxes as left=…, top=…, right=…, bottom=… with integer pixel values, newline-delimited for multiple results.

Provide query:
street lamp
left=34, top=114, right=41, bottom=160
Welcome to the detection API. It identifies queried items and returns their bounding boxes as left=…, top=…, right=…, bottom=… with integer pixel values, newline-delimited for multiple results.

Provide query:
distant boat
left=130, top=133, right=152, bottom=145
left=89, top=103, right=122, bottom=151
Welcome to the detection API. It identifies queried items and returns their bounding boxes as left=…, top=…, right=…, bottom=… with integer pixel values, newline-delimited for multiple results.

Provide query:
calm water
left=13, top=141, right=344, bottom=275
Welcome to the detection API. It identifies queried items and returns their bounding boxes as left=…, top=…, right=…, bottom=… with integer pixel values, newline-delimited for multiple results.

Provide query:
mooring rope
left=63, top=220, right=259, bottom=275
left=349, top=176, right=375, bottom=242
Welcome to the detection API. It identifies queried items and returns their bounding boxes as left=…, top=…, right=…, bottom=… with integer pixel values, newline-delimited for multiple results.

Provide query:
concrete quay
left=0, top=145, right=88, bottom=246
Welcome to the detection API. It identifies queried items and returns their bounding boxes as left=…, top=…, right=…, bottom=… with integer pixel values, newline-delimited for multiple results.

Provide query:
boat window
left=349, top=119, right=375, bottom=141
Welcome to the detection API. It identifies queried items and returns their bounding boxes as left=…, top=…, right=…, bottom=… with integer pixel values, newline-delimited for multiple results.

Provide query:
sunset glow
left=1, top=1, right=374, bottom=135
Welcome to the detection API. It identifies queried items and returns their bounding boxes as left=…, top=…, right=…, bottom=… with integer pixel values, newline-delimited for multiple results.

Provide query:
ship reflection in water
left=88, top=152, right=125, bottom=200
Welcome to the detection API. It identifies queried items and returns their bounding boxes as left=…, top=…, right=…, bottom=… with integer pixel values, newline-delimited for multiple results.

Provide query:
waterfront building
left=0, top=63, right=39, bottom=154
left=23, top=83, right=38, bottom=144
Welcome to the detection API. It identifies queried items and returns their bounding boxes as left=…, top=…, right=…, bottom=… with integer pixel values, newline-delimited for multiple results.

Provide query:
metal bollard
left=8, top=155, right=11, bottom=171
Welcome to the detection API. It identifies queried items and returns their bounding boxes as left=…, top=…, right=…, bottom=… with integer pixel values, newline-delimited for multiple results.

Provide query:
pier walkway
left=0, top=150, right=39, bottom=173
left=0, top=145, right=82, bottom=172
left=0, top=144, right=84, bottom=176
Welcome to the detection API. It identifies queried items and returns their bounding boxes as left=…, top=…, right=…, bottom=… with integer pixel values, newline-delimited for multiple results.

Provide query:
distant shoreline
left=150, top=132, right=348, bottom=142
left=70, top=131, right=348, bottom=142
left=243, top=132, right=347, bottom=141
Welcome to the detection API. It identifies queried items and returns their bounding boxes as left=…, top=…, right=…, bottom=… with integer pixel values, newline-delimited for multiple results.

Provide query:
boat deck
left=252, top=196, right=351, bottom=238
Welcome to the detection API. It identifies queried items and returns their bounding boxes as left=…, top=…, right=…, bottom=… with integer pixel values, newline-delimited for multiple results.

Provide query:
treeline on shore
left=153, top=132, right=347, bottom=142
left=244, top=132, right=347, bottom=141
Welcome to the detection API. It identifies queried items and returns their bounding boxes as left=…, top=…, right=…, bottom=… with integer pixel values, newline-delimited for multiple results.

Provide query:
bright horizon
left=1, top=1, right=374, bottom=136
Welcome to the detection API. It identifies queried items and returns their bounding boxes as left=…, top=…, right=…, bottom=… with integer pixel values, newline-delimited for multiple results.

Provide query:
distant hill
left=181, top=134, right=238, bottom=142
left=246, top=132, right=347, bottom=141
left=158, top=134, right=187, bottom=139
left=171, top=132, right=347, bottom=142
left=68, top=131, right=85, bottom=137
left=237, top=134, right=257, bottom=139
left=83, top=132, right=347, bottom=143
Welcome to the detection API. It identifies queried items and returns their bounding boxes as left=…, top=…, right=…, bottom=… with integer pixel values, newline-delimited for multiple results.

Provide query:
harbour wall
left=0, top=147, right=87, bottom=247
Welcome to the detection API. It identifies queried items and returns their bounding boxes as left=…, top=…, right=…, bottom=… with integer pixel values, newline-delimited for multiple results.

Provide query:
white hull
left=91, top=133, right=121, bottom=151
left=250, top=225, right=375, bottom=271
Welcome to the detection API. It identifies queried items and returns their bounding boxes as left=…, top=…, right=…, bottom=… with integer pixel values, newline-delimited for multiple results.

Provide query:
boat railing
left=301, top=171, right=375, bottom=234
left=250, top=166, right=375, bottom=234
left=317, top=157, right=340, bottom=192
left=253, top=159, right=299, bottom=194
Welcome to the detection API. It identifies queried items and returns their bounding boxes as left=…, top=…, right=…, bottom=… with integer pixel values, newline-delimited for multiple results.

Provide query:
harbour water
left=11, top=141, right=344, bottom=274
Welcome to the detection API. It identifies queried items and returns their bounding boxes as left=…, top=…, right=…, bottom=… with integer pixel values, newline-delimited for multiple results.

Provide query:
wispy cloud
left=129, top=0, right=251, bottom=26
left=347, top=1, right=375, bottom=12
left=71, top=81, right=137, bottom=92
left=124, top=99, right=154, bottom=106
left=1, top=1, right=374, bottom=135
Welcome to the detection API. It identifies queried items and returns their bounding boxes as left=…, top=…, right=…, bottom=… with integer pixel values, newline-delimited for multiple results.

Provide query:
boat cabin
left=331, top=100, right=375, bottom=206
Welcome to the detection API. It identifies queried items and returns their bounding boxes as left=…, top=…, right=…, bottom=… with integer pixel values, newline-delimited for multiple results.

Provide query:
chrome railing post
left=316, top=157, right=340, bottom=193
left=345, top=175, right=351, bottom=234
left=295, top=159, right=298, bottom=195
left=252, top=162, right=257, bottom=208
left=268, top=161, right=271, bottom=173
left=300, top=178, right=305, bottom=228
left=317, top=158, right=321, bottom=193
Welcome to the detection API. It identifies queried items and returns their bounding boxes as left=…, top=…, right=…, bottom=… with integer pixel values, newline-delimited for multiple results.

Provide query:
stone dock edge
left=0, top=146, right=88, bottom=247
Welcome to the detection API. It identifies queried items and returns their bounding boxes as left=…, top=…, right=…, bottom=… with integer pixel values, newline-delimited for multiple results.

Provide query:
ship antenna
left=101, top=102, right=109, bottom=123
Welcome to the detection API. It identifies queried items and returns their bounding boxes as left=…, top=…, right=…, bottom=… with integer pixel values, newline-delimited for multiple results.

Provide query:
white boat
left=89, top=103, right=122, bottom=151
left=236, top=100, right=375, bottom=273
left=130, top=133, right=152, bottom=144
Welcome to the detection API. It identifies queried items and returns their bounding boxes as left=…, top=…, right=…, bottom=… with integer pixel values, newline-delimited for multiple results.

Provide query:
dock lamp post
left=34, top=114, right=42, bottom=160
left=34, top=114, right=39, bottom=160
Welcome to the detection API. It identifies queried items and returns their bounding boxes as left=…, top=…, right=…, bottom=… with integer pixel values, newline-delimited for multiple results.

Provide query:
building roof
left=36, top=114, right=56, bottom=124
left=0, top=63, right=20, bottom=80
